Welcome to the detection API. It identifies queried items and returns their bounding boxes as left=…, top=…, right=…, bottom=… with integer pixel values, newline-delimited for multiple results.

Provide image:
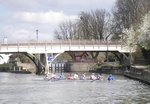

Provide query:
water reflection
left=0, top=72, right=150, bottom=104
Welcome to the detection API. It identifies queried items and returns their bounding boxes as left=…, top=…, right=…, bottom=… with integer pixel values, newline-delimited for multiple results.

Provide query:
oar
left=91, top=79, right=99, bottom=82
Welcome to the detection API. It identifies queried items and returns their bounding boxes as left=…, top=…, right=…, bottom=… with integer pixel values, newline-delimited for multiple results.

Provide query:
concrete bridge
left=0, top=40, right=132, bottom=74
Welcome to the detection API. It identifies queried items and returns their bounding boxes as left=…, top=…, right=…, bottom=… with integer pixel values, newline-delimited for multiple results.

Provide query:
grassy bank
left=0, top=63, right=12, bottom=68
left=0, top=63, right=12, bottom=72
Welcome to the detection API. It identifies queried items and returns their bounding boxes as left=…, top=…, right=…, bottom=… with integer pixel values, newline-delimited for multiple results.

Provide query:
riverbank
left=9, top=70, right=32, bottom=74
left=0, top=63, right=34, bottom=74
left=124, top=65, right=150, bottom=85
left=95, top=66, right=124, bottom=74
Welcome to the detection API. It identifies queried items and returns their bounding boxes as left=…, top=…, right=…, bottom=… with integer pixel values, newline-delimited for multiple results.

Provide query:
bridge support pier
left=39, top=53, right=49, bottom=74
left=44, top=52, right=49, bottom=74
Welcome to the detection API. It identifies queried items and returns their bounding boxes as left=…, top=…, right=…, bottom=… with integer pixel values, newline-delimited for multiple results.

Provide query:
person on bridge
left=108, top=74, right=114, bottom=81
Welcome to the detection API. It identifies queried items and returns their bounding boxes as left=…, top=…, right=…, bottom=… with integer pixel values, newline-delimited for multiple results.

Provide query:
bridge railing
left=0, top=40, right=122, bottom=51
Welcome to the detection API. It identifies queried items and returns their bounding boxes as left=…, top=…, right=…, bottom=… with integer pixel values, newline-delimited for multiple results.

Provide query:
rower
left=108, top=74, right=114, bottom=81
left=59, top=73, right=65, bottom=80
left=73, top=73, right=79, bottom=80
left=67, top=73, right=72, bottom=80
left=51, top=73, right=56, bottom=81
left=97, top=73, right=101, bottom=80
left=45, top=73, right=50, bottom=79
left=81, top=72, right=86, bottom=80
left=90, top=73, right=96, bottom=80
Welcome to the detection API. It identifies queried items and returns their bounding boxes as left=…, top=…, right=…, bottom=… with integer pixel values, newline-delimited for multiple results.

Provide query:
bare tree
left=54, top=20, right=78, bottom=40
left=79, top=12, right=91, bottom=40
left=78, top=9, right=112, bottom=40
left=54, top=9, right=113, bottom=41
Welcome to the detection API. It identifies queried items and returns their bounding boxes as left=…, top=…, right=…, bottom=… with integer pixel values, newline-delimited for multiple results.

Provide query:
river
left=0, top=72, right=150, bottom=104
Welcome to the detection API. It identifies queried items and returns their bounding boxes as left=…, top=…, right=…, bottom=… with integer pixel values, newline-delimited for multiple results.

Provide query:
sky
left=0, top=0, right=116, bottom=42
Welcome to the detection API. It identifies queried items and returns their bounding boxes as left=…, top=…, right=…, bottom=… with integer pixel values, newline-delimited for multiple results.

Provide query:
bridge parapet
left=0, top=40, right=132, bottom=53
left=0, top=39, right=121, bottom=45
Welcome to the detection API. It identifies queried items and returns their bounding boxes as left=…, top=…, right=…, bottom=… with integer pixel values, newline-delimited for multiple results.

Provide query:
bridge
left=0, top=40, right=130, bottom=53
left=0, top=40, right=132, bottom=74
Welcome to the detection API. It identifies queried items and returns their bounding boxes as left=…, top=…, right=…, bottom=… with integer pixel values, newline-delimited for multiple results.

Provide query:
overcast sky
left=0, top=0, right=116, bottom=42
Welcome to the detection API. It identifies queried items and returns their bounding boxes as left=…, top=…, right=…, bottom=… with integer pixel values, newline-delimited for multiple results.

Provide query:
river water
left=0, top=72, right=150, bottom=104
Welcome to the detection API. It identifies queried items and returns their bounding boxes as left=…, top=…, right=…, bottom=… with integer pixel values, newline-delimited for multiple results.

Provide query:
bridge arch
left=22, top=52, right=45, bottom=74
left=7, top=52, right=49, bottom=74
left=110, top=51, right=129, bottom=65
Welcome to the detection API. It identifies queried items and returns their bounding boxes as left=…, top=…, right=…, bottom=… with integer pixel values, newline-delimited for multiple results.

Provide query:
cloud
left=0, top=0, right=116, bottom=13
left=0, top=0, right=116, bottom=41
left=0, top=10, right=77, bottom=41
left=0, top=0, right=42, bottom=12
left=1, top=10, right=77, bottom=24
left=0, top=26, right=56, bottom=41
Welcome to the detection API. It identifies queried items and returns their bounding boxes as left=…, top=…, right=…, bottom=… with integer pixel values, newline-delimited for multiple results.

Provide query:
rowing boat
left=43, top=77, right=50, bottom=81
left=43, top=77, right=104, bottom=82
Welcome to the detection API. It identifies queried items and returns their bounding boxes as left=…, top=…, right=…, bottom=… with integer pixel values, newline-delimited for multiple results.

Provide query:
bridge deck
left=0, top=40, right=130, bottom=53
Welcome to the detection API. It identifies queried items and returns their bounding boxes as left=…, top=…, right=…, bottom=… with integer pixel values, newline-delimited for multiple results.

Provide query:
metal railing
left=0, top=39, right=121, bottom=46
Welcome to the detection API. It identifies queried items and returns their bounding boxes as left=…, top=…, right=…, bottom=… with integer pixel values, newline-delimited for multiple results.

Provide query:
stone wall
left=69, top=62, right=94, bottom=72
left=96, top=66, right=124, bottom=74
left=12, top=62, right=36, bottom=73
left=0, top=67, right=11, bottom=72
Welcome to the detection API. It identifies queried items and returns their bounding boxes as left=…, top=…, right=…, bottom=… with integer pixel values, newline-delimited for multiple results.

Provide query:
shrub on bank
left=146, top=65, right=150, bottom=69
left=93, top=62, right=121, bottom=69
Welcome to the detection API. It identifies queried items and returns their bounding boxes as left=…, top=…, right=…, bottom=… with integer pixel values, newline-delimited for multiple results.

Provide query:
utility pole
left=36, top=30, right=38, bottom=41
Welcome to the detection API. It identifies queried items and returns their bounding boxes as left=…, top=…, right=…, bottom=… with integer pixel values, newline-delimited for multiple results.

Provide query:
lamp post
left=36, top=30, right=38, bottom=41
